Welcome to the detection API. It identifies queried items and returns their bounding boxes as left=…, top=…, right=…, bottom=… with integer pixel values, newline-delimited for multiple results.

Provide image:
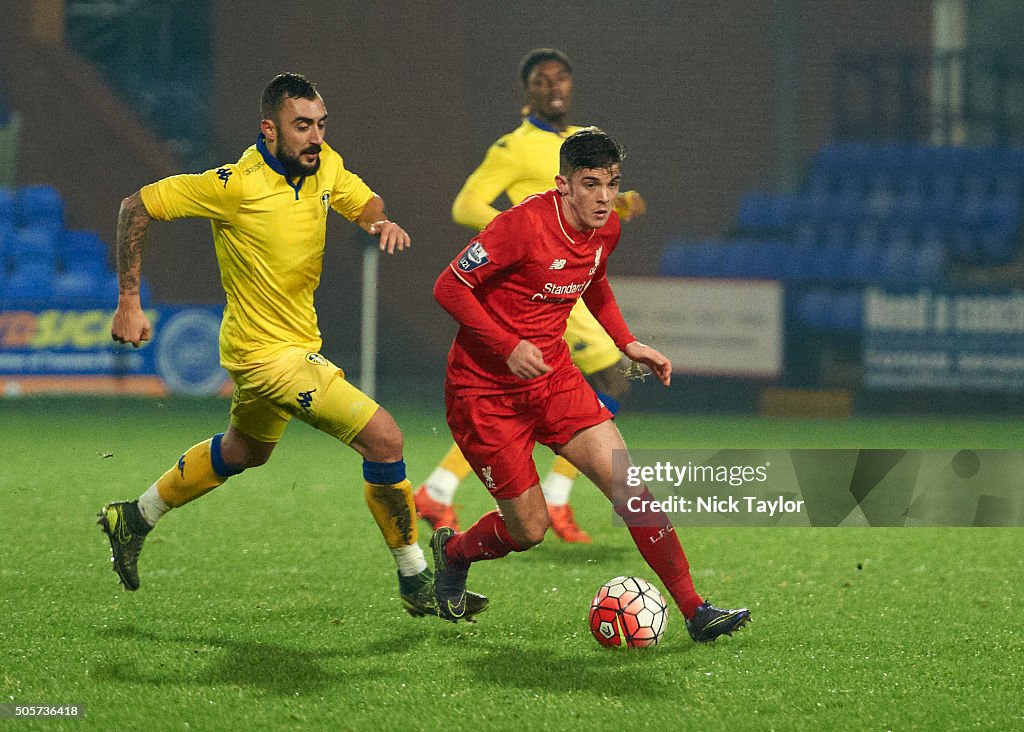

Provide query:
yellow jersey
left=140, top=135, right=375, bottom=369
left=452, top=117, right=583, bottom=230
left=452, top=117, right=621, bottom=375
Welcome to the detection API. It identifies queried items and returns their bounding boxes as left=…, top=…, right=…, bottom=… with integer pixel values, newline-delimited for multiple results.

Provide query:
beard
left=278, top=144, right=321, bottom=178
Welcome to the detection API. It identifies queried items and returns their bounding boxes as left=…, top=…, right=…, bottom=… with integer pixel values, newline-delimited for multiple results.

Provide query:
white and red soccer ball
left=589, top=576, right=667, bottom=648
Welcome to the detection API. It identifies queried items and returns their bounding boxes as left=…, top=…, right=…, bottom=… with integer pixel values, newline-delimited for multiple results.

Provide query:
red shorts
left=445, top=365, right=614, bottom=500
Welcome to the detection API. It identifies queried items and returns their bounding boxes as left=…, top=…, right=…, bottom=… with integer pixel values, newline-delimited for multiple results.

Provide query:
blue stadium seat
left=757, top=239, right=790, bottom=280
left=16, top=185, right=64, bottom=232
left=821, top=221, right=851, bottom=249
left=780, top=244, right=819, bottom=283
left=790, top=218, right=818, bottom=248
left=689, top=240, right=729, bottom=278
left=728, top=239, right=784, bottom=279
left=796, top=288, right=863, bottom=333
left=795, top=289, right=831, bottom=329
left=52, top=263, right=107, bottom=307
left=736, top=192, right=798, bottom=235
left=736, top=192, right=775, bottom=233
left=10, top=227, right=56, bottom=269
left=59, top=230, right=109, bottom=272
left=815, top=241, right=848, bottom=283
left=658, top=241, right=690, bottom=277
left=827, top=291, right=864, bottom=332
left=659, top=241, right=709, bottom=278
left=850, top=220, right=882, bottom=250
left=864, top=174, right=897, bottom=222
left=1, top=261, right=54, bottom=308
left=0, top=222, right=12, bottom=273
left=923, top=145, right=970, bottom=179
left=845, top=242, right=884, bottom=286
left=911, top=241, right=946, bottom=285
left=828, top=176, right=866, bottom=224
left=880, top=242, right=915, bottom=284
left=0, top=187, right=14, bottom=228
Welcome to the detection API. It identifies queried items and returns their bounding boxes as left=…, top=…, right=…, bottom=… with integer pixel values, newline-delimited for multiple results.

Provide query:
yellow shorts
left=225, top=347, right=379, bottom=444
left=565, top=300, right=621, bottom=376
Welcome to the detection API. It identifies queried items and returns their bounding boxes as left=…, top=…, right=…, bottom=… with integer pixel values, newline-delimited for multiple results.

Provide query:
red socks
left=446, top=495, right=704, bottom=620
left=615, top=490, right=704, bottom=618
left=444, top=510, right=523, bottom=569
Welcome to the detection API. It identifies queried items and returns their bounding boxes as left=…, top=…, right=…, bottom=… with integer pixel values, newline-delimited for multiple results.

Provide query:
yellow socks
left=362, top=460, right=427, bottom=576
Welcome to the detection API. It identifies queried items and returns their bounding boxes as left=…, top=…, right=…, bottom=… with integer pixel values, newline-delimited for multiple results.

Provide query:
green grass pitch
left=2, top=396, right=1022, bottom=730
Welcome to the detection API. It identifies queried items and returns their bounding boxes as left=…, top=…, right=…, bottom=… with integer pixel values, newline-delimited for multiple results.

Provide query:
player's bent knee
left=219, top=429, right=273, bottom=470
left=243, top=449, right=272, bottom=469
left=353, top=409, right=404, bottom=462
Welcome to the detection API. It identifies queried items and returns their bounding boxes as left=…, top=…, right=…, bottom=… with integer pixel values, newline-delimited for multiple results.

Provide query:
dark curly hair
left=261, top=72, right=320, bottom=122
left=559, top=127, right=625, bottom=176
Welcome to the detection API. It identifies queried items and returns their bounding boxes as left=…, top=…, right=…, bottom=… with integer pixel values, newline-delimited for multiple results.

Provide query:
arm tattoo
left=116, top=191, right=152, bottom=296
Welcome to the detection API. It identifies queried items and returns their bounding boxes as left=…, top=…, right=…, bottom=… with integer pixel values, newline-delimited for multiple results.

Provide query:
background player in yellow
left=97, top=72, right=486, bottom=620
left=414, top=49, right=646, bottom=543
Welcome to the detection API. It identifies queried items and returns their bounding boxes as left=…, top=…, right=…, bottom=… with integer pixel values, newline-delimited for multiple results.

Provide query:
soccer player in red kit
left=430, top=127, right=751, bottom=642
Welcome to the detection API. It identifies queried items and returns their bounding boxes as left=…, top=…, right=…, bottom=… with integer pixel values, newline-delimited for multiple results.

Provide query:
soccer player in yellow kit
left=97, top=72, right=486, bottom=620
left=414, top=49, right=646, bottom=543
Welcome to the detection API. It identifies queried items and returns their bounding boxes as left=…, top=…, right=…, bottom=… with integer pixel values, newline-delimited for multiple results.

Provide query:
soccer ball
left=588, top=576, right=667, bottom=648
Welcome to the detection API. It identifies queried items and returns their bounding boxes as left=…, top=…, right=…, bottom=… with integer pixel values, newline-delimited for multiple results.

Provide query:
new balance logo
left=549, top=259, right=567, bottom=270
left=297, top=388, right=317, bottom=411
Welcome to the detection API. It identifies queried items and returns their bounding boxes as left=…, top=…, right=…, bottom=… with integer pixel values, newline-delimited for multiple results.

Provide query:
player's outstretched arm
left=358, top=195, right=410, bottom=254
left=452, top=187, right=502, bottom=232
left=623, top=341, right=672, bottom=387
left=111, top=191, right=153, bottom=348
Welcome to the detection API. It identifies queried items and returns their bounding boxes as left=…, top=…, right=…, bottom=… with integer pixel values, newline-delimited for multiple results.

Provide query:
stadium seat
left=52, top=262, right=107, bottom=307
left=16, top=184, right=64, bottom=233
left=0, top=187, right=14, bottom=228
left=911, top=241, right=947, bottom=286
left=815, top=241, right=848, bottom=283
left=864, top=174, right=897, bottom=222
left=845, top=242, right=884, bottom=286
left=0, top=222, right=12, bottom=273
left=790, top=219, right=818, bottom=248
left=10, top=227, right=56, bottom=269
left=795, top=289, right=831, bottom=330
left=736, top=192, right=798, bottom=235
left=1, top=260, right=54, bottom=308
left=659, top=241, right=705, bottom=278
left=685, top=240, right=728, bottom=278
left=756, top=239, right=790, bottom=280
left=780, top=244, right=819, bottom=283
left=821, top=221, right=851, bottom=250
left=880, top=242, right=915, bottom=285
left=827, top=291, right=864, bottom=332
left=59, top=230, right=109, bottom=272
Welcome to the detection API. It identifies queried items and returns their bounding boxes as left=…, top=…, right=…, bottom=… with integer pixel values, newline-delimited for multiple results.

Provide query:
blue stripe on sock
left=595, top=390, right=620, bottom=415
left=210, top=433, right=245, bottom=478
left=362, top=459, right=407, bottom=485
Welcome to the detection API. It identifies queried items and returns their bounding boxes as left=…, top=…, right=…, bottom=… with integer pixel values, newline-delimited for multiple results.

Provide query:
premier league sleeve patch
left=457, top=241, right=490, bottom=272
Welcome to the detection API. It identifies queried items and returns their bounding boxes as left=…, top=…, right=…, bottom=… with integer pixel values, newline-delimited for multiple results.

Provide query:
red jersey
left=435, top=189, right=634, bottom=393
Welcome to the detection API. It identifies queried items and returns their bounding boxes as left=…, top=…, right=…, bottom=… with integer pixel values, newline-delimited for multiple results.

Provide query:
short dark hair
left=261, top=72, right=320, bottom=121
left=559, top=127, right=625, bottom=176
left=518, top=48, right=572, bottom=87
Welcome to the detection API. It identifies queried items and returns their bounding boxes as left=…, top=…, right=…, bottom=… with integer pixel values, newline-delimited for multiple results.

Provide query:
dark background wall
left=1, top=0, right=934, bottom=379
